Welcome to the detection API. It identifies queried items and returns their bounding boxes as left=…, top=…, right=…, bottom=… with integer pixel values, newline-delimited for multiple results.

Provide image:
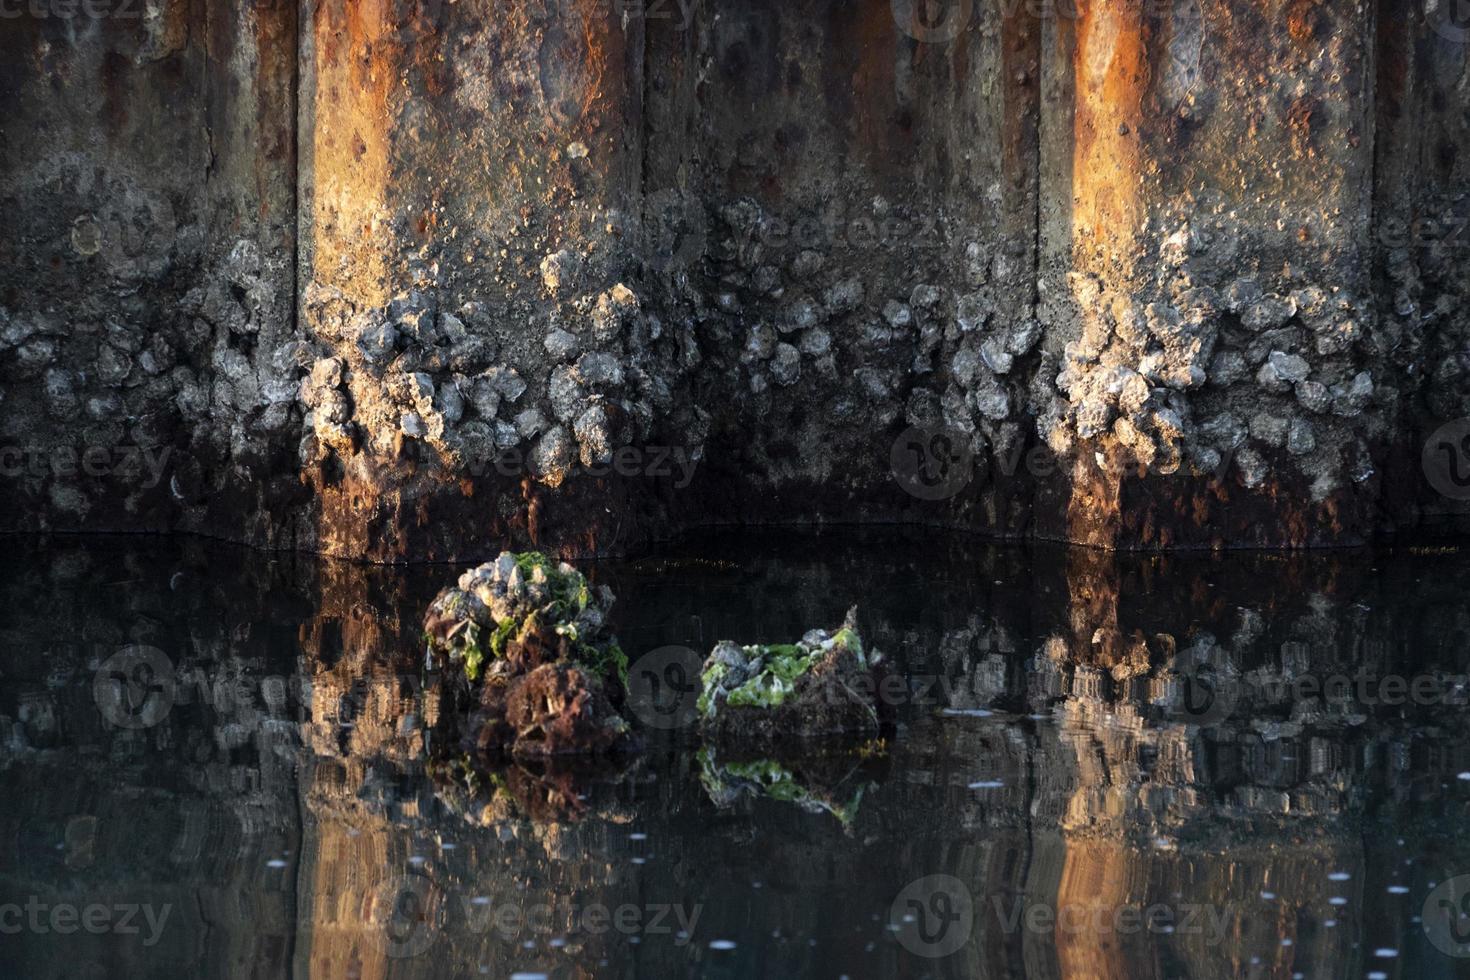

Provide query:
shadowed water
left=4, top=529, right=1470, bottom=979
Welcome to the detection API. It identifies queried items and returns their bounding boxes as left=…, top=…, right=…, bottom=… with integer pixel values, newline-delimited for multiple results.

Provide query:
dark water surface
left=4, top=529, right=1470, bottom=979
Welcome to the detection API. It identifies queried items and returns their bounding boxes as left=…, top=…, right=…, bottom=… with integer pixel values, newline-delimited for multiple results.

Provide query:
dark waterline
left=3, top=529, right=1470, bottom=978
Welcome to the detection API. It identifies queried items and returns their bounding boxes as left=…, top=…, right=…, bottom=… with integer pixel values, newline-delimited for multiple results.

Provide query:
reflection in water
left=3, top=531, right=1470, bottom=977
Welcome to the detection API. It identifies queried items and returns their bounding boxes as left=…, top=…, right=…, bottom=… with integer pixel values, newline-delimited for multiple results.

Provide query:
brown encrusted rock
left=424, top=552, right=633, bottom=759
left=497, top=614, right=578, bottom=677
left=503, top=663, right=634, bottom=758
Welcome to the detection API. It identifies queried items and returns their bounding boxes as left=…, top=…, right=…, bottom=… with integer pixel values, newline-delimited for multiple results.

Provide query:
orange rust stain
left=1070, top=0, right=1149, bottom=259
left=1286, top=0, right=1319, bottom=47
left=1064, top=3, right=1155, bottom=552
left=568, top=0, right=616, bottom=132
left=310, top=0, right=400, bottom=305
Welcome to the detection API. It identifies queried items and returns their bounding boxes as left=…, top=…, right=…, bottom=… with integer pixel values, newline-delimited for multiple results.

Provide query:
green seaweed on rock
left=424, top=551, right=626, bottom=689
left=697, top=612, right=867, bottom=718
left=697, top=748, right=868, bottom=828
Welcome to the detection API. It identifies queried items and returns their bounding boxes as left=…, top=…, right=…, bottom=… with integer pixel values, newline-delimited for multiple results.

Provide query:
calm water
left=4, top=529, right=1470, bottom=978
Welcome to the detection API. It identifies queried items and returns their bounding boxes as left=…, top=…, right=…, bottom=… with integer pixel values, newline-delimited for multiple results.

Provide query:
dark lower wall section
left=0, top=0, right=302, bottom=545
left=2, top=0, right=1469, bottom=559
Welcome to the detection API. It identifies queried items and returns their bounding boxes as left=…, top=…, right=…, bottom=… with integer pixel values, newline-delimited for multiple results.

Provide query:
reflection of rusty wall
left=4, top=536, right=1469, bottom=975
left=4, top=3, right=1470, bottom=559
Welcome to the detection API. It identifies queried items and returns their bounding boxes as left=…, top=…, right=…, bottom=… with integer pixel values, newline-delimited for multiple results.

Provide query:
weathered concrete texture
left=0, top=0, right=301, bottom=544
left=1036, top=0, right=1385, bottom=548
left=2, top=1, right=1470, bottom=558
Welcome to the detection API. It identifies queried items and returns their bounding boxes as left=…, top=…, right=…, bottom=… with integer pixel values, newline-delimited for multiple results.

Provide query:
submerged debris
left=423, top=551, right=636, bottom=758
left=697, top=607, right=890, bottom=742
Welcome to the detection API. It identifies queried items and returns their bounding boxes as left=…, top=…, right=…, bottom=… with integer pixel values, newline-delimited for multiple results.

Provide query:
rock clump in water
left=423, top=551, right=635, bottom=758
left=696, top=607, right=889, bottom=742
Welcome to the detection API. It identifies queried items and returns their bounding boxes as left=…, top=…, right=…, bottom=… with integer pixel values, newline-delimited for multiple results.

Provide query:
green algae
left=429, top=551, right=625, bottom=689
left=697, top=748, right=867, bottom=827
left=698, top=620, right=865, bottom=718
